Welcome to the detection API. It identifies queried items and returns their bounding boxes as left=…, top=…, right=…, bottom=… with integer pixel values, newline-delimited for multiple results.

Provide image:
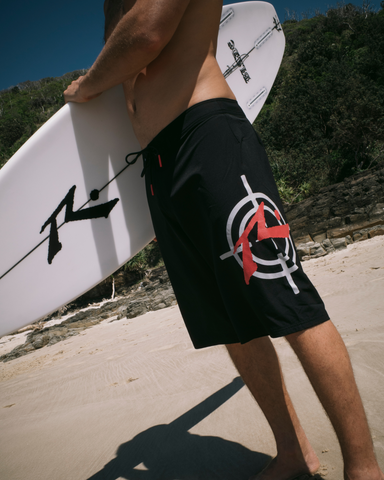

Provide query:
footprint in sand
left=108, top=378, right=138, bottom=387
left=127, top=377, right=138, bottom=384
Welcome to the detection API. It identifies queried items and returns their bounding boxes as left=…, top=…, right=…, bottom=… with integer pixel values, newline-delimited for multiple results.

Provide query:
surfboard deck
left=0, top=2, right=285, bottom=336
left=218, top=1, right=285, bottom=121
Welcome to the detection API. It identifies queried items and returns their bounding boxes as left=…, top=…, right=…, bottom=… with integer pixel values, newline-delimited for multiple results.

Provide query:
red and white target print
left=220, top=175, right=300, bottom=294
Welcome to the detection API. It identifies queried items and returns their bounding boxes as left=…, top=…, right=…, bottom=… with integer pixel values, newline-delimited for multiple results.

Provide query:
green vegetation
left=124, top=240, right=164, bottom=275
left=254, top=2, right=384, bottom=202
left=0, top=71, right=86, bottom=169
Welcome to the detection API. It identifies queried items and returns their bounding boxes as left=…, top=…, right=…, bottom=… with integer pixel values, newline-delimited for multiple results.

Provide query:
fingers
left=63, top=76, right=101, bottom=104
left=63, top=77, right=82, bottom=103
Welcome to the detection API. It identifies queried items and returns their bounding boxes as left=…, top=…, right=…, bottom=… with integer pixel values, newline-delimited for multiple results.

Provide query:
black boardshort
left=143, top=98, right=329, bottom=348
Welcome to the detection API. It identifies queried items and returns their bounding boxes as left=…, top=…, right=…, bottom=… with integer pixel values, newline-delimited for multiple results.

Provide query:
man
left=64, top=1, right=383, bottom=479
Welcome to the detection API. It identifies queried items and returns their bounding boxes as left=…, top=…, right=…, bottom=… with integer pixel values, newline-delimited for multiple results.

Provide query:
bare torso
left=122, top=0, right=235, bottom=147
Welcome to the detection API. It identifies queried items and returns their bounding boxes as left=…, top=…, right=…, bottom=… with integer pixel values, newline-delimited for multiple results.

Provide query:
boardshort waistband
left=147, top=98, right=243, bottom=153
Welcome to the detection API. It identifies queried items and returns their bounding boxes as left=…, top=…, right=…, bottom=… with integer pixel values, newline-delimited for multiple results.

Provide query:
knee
left=285, top=320, right=337, bottom=352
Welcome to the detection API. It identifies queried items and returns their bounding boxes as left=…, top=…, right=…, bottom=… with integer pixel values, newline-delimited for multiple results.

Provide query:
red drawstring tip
left=151, top=184, right=154, bottom=196
left=158, top=155, right=162, bottom=167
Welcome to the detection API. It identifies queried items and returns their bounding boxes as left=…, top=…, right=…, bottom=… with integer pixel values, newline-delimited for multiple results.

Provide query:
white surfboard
left=218, top=1, right=285, bottom=121
left=0, top=2, right=284, bottom=336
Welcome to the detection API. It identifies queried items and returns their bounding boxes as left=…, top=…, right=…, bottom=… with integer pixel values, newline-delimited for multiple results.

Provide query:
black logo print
left=226, top=40, right=252, bottom=84
left=40, top=185, right=119, bottom=264
left=223, top=16, right=282, bottom=84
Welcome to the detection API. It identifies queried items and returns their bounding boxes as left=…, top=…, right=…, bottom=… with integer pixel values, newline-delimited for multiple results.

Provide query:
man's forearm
left=79, top=14, right=161, bottom=99
left=65, top=0, right=190, bottom=103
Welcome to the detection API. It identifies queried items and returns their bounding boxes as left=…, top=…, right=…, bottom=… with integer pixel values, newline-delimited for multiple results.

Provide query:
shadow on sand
left=87, top=377, right=271, bottom=479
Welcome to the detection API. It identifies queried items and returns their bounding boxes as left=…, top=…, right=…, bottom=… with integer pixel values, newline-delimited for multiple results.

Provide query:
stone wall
left=284, top=161, right=384, bottom=260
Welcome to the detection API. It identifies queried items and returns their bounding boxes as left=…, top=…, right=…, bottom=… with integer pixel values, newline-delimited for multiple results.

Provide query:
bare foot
left=250, top=452, right=320, bottom=480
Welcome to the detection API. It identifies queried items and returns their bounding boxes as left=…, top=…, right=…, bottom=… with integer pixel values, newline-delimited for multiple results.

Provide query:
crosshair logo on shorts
left=220, top=175, right=300, bottom=294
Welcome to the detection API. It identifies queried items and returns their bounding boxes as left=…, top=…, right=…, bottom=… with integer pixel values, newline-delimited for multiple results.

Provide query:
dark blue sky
left=0, top=0, right=374, bottom=91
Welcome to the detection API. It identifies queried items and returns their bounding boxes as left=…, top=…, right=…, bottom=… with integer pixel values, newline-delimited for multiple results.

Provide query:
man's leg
left=286, top=320, right=383, bottom=480
left=227, top=320, right=384, bottom=480
left=226, top=336, right=320, bottom=480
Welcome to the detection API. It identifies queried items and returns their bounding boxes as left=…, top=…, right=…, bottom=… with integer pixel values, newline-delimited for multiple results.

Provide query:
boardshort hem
left=193, top=312, right=331, bottom=349
left=268, top=313, right=330, bottom=340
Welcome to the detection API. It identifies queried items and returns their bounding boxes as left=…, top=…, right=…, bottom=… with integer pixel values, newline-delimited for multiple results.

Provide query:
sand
left=1, top=236, right=384, bottom=480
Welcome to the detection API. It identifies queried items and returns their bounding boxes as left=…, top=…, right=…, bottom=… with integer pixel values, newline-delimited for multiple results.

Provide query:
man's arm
left=64, top=0, right=190, bottom=103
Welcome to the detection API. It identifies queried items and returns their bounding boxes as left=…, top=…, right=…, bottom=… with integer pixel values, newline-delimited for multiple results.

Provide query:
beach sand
left=1, top=236, right=383, bottom=480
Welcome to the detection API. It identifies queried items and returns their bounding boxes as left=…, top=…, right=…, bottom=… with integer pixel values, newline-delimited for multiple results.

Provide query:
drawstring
left=127, top=146, right=162, bottom=196
left=125, top=149, right=145, bottom=172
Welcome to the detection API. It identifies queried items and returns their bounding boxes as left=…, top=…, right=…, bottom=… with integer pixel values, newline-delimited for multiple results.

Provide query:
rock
left=313, top=233, right=327, bottom=243
left=344, top=213, right=366, bottom=225
left=123, top=283, right=177, bottom=318
left=330, top=238, right=348, bottom=251
left=285, top=199, right=314, bottom=222
left=309, top=243, right=327, bottom=258
left=368, top=225, right=384, bottom=238
left=327, top=217, right=342, bottom=228
left=293, top=234, right=313, bottom=245
left=113, top=305, right=128, bottom=320
left=353, top=225, right=384, bottom=242
left=289, top=216, right=310, bottom=231
left=31, top=335, right=50, bottom=349
left=296, top=244, right=312, bottom=261
left=353, top=231, right=369, bottom=242
left=369, top=203, right=384, bottom=221
left=310, top=206, right=331, bottom=219
left=297, top=242, right=327, bottom=261
left=308, top=220, right=330, bottom=236
left=354, top=207, right=366, bottom=215
left=63, top=309, right=97, bottom=324
left=331, top=203, right=351, bottom=216
left=125, top=301, right=149, bottom=319
left=350, top=174, right=375, bottom=186
left=321, top=239, right=335, bottom=253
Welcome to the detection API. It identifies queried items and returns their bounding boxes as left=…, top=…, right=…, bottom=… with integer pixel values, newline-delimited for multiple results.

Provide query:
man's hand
left=63, top=76, right=101, bottom=104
